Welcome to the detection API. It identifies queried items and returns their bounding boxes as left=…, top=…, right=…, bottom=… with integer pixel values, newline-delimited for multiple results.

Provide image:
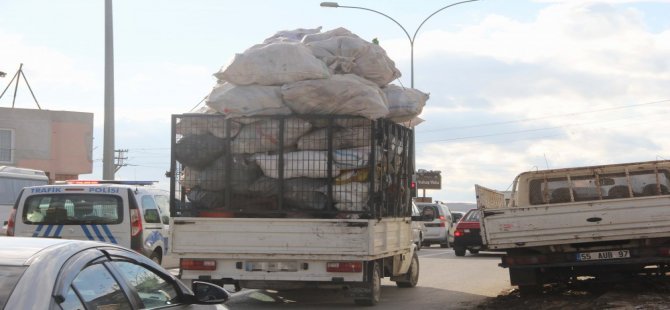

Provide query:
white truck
left=168, top=114, right=421, bottom=305
left=477, top=160, right=670, bottom=292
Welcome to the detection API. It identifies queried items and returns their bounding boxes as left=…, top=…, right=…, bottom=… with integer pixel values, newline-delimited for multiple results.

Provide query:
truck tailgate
left=482, top=196, right=670, bottom=250
left=170, top=217, right=410, bottom=259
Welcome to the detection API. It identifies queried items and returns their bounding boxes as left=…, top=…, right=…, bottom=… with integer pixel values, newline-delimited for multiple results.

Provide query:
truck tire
left=354, top=262, right=381, bottom=306
left=454, top=247, right=466, bottom=257
left=396, top=253, right=419, bottom=288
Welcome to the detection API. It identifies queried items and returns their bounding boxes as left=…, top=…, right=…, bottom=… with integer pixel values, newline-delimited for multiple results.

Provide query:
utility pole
left=102, top=0, right=116, bottom=180
left=114, top=149, right=128, bottom=172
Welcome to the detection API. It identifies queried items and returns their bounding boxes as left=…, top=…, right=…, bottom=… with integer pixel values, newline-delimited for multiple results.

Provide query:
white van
left=0, top=166, right=49, bottom=234
left=6, top=180, right=173, bottom=266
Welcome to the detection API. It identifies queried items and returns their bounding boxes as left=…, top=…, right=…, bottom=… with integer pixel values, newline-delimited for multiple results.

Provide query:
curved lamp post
left=321, top=1, right=479, bottom=198
left=320, top=0, right=479, bottom=88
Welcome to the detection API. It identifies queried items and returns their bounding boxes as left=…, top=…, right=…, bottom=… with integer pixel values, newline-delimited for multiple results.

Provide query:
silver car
left=416, top=202, right=454, bottom=248
left=0, top=237, right=230, bottom=309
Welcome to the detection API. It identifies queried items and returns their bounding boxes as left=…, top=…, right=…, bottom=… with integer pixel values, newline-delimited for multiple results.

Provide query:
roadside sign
left=416, top=170, right=441, bottom=189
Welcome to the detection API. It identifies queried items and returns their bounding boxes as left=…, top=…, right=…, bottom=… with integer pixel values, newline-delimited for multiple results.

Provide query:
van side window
left=153, top=195, right=170, bottom=225
left=141, top=196, right=161, bottom=224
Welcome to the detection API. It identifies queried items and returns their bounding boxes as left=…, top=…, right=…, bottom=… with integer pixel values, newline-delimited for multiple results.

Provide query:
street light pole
left=320, top=0, right=479, bottom=88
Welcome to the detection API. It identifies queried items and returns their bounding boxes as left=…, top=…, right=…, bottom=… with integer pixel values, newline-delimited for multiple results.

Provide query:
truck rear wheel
left=395, top=253, right=419, bottom=288
left=354, top=261, right=381, bottom=306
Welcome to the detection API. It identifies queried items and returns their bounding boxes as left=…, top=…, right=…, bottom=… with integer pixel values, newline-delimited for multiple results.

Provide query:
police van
left=6, top=180, right=174, bottom=266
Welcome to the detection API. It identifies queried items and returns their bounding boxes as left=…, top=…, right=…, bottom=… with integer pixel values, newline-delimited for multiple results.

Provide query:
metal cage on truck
left=168, top=114, right=414, bottom=220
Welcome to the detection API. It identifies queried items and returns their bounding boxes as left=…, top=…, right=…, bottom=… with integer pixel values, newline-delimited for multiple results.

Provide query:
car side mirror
left=192, top=281, right=230, bottom=304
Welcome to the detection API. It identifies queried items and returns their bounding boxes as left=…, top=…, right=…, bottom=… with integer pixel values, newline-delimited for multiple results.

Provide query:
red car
left=453, top=209, right=483, bottom=256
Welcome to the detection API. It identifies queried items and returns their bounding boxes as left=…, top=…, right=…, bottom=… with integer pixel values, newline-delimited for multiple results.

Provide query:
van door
left=13, top=186, right=130, bottom=248
left=138, top=193, right=167, bottom=262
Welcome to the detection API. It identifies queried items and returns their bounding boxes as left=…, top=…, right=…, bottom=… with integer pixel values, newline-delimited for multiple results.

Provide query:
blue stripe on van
left=101, top=225, right=117, bottom=244
left=43, top=225, right=54, bottom=237
left=54, top=225, right=64, bottom=237
left=81, top=225, right=94, bottom=241
left=90, top=225, right=106, bottom=242
left=33, top=224, right=44, bottom=237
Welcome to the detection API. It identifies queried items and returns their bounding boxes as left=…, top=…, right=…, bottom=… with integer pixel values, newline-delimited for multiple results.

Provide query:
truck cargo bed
left=171, top=217, right=411, bottom=260
left=482, top=194, right=670, bottom=250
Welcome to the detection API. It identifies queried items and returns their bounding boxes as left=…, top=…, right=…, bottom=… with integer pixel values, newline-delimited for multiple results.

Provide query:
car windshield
left=22, top=194, right=123, bottom=225
left=0, top=266, right=28, bottom=308
left=463, top=210, right=480, bottom=222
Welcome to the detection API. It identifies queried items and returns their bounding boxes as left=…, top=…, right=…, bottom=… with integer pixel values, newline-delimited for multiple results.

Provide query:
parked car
left=416, top=201, right=454, bottom=248
left=411, top=202, right=428, bottom=250
left=0, top=237, right=230, bottom=309
left=453, top=209, right=484, bottom=256
left=7, top=180, right=173, bottom=266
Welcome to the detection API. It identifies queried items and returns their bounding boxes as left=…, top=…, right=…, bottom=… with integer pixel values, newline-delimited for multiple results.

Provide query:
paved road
left=210, top=247, right=512, bottom=309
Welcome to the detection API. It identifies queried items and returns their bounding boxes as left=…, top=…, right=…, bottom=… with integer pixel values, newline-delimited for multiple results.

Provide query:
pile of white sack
left=177, top=27, right=428, bottom=215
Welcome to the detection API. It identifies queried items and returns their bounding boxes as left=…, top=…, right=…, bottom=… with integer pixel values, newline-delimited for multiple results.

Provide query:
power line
left=418, top=109, right=670, bottom=144
left=420, top=99, right=670, bottom=133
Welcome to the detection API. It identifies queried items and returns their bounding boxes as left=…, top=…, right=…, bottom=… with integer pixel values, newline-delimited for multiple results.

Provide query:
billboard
left=416, top=170, right=441, bottom=190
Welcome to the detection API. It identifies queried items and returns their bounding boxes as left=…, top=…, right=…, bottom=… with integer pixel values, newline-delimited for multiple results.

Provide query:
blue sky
left=1, top=0, right=669, bottom=202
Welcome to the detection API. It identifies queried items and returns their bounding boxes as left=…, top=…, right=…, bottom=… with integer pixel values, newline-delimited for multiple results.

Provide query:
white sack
left=334, top=147, right=377, bottom=170
left=231, top=118, right=312, bottom=153
left=176, top=107, right=241, bottom=139
left=297, top=127, right=370, bottom=151
left=327, top=182, right=369, bottom=204
left=302, top=27, right=357, bottom=43
left=253, top=151, right=341, bottom=179
left=306, top=36, right=400, bottom=86
left=264, top=27, right=322, bottom=44
left=206, top=82, right=292, bottom=117
left=281, top=74, right=389, bottom=120
left=382, top=84, right=429, bottom=122
left=215, top=43, right=330, bottom=86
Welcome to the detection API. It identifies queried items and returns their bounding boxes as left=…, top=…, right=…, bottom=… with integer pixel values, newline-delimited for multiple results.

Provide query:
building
left=0, top=107, right=93, bottom=182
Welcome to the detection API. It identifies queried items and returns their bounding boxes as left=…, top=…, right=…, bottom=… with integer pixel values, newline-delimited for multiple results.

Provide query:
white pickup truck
left=477, top=160, right=670, bottom=292
left=169, top=114, right=422, bottom=306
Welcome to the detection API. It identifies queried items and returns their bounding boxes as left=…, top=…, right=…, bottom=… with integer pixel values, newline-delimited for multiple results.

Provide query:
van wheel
left=354, top=261, right=381, bottom=306
left=396, top=253, right=419, bottom=288
left=150, top=251, right=162, bottom=265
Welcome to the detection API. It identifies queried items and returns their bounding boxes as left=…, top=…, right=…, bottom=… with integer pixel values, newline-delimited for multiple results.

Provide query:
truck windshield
left=22, top=194, right=123, bottom=225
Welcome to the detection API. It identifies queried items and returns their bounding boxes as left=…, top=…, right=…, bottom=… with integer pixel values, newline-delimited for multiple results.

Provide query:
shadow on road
left=226, top=285, right=493, bottom=309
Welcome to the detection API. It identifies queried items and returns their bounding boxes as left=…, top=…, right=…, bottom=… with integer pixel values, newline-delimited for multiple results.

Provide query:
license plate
left=245, top=261, right=298, bottom=272
left=576, top=250, right=630, bottom=261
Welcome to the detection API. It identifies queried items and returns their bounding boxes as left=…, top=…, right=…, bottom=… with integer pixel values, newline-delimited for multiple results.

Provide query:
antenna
left=543, top=153, right=550, bottom=169
left=0, top=63, right=42, bottom=109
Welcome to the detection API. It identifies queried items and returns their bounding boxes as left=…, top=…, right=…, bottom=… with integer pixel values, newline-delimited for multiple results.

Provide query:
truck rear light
left=6, top=209, right=16, bottom=236
left=326, top=262, right=362, bottom=273
left=454, top=229, right=463, bottom=237
left=181, top=259, right=217, bottom=271
left=658, top=248, right=670, bottom=256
